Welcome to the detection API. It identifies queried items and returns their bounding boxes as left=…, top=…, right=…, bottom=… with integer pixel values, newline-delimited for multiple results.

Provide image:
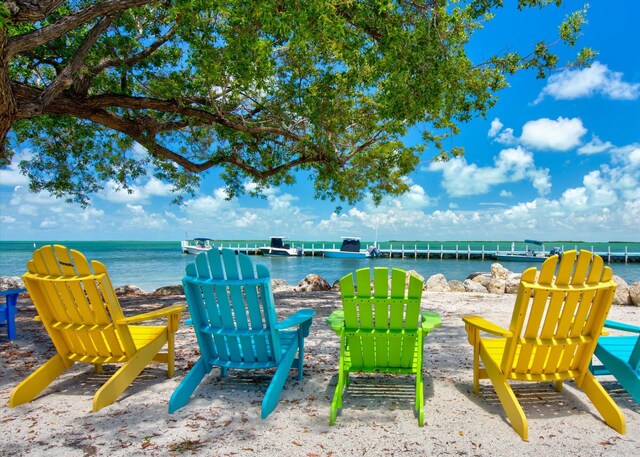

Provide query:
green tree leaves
left=1, top=0, right=592, bottom=207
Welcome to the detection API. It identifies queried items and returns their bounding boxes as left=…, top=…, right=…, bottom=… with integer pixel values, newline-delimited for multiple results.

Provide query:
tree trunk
left=0, top=26, right=18, bottom=161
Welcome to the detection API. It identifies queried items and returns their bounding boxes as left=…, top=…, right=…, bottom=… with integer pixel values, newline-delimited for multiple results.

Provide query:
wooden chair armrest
left=118, top=303, right=185, bottom=324
left=462, top=315, right=512, bottom=337
left=421, top=311, right=442, bottom=331
left=276, top=309, right=315, bottom=329
left=0, top=288, right=27, bottom=297
left=326, top=310, right=345, bottom=333
left=603, top=320, right=640, bottom=334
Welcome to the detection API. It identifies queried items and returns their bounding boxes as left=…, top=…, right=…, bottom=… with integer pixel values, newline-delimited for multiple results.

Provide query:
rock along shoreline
left=2, top=261, right=639, bottom=306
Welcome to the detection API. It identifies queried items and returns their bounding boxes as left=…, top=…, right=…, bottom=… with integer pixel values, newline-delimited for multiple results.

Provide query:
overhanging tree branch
left=6, top=0, right=156, bottom=57
left=39, top=13, right=118, bottom=108
left=4, top=0, right=65, bottom=23
left=88, top=24, right=177, bottom=77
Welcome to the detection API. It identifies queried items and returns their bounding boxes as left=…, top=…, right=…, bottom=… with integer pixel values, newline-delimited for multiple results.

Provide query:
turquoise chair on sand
left=591, top=320, right=640, bottom=403
left=169, top=248, right=315, bottom=418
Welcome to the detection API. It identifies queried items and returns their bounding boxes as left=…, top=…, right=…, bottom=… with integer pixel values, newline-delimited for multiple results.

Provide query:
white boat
left=494, top=251, right=548, bottom=262
left=322, top=237, right=382, bottom=259
left=258, top=236, right=302, bottom=256
left=494, top=240, right=562, bottom=262
left=181, top=238, right=216, bottom=255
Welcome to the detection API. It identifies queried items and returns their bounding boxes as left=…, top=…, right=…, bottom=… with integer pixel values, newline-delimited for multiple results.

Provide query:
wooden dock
left=214, top=242, right=640, bottom=263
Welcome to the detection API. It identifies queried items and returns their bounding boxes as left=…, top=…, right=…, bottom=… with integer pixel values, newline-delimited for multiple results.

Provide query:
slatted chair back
left=23, top=244, right=136, bottom=364
left=502, top=250, right=617, bottom=383
left=339, top=267, right=423, bottom=372
left=183, top=248, right=281, bottom=369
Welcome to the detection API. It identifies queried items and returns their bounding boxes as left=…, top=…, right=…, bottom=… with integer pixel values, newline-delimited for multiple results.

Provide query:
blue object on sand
left=1, top=288, right=26, bottom=340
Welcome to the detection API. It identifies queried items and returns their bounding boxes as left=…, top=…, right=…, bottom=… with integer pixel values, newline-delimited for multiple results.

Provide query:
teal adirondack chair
left=168, top=248, right=315, bottom=418
left=591, top=320, right=640, bottom=403
left=326, top=267, right=441, bottom=426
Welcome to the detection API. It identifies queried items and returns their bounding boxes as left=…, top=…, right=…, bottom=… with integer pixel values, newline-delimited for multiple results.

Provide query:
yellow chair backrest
left=502, top=250, right=616, bottom=383
left=23, top=244, right=136, bottom=362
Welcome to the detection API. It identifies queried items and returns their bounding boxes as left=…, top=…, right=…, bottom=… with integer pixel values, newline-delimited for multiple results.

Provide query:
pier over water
left=217, top=241, right=640, bottom=263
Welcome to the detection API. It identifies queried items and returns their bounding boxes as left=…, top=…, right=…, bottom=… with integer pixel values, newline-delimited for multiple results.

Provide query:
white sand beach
left=1, top=290, right=639, bottom=456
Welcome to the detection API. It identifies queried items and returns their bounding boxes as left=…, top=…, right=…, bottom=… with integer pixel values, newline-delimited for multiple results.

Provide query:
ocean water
left=1, top=240, right=639, bottom=292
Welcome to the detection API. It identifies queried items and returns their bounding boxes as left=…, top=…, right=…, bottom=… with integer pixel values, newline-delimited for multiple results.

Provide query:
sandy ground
left=1, top=290, right=639, bottom=456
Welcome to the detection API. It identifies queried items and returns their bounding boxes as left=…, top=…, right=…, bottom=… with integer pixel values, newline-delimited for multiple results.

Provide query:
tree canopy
left=0, top=0, right=594, bottom=207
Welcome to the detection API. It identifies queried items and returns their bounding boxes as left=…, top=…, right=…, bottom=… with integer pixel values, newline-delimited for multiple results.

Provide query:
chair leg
left=168, top=357, right=212, bottom=413
left=296, top=327, right=305, bottom=380
left=167, top=331, right=175, bottom=377
left=93, top=336, right=166, bottom=412
left=581, top=371, right=626, bottom=435
left=330, top=367, right=346, bottom=426
left=261, top=342, right=299, bottom=419
left=482, top=350, right=528, bottom=441
left=9, top=354, right=73, bottom=407
left=472, top=342, right=481, bottom=394
left=555, top=381, right=563, bottom=392
left=416, top=370, right=425, bottom=427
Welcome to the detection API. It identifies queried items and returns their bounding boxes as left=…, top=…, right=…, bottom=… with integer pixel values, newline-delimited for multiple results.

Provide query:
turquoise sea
left=1, top=240, right=639, bottom=291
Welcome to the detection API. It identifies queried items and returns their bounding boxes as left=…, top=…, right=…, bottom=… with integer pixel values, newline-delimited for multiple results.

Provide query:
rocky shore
left=3, top=262, right=639, bottom=306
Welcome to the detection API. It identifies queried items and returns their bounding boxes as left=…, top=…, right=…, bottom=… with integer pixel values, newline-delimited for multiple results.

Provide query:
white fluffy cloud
left=100, top=177, right=173, bottom=204
left=561, top=170, right=618, bottom=211
left=606, top=144, right=640, bottom=200
left=613, top=144, right=640, bottom=169
left=489, top=117, right=588, bottom=151
left=314, top=183, right=639, bottom=241
left=578, top=135, right=614, bottom=155
left=488, top=118, right=503, bottom=137
left=314, top=182, right=437, bottom=239
left=535, top=62, right=640, bottom=104
left=182, top=187, right=233, bottom=215
left=0, top=165, right=29, bottom=187
left=179, top=185, right=320, bottom=239
left=520, top=117, right=587, bottom=151
left=0, top=215, right=16, bottom=224
left=5, top=185, right=106, bottom=233
left=427, top=147, right=550, bottom=197
left=0, top=151, right=31, bottom=187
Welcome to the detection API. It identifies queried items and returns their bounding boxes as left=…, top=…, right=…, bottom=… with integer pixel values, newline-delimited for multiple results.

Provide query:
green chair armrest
left=603, top=320, right=640, bottom=334
left=118, top=303, right=185, bottom=325
left=421, top=310, right=442, bottom=331
left=276, top=309, right=315, bottom=329
left=326, top=310, right=345, bottom=333
left=462, top=315, right=512, bottom=337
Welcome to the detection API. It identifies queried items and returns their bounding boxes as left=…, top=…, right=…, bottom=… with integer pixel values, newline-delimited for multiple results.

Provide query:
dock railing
left=203, top=241, right=640, bottom=263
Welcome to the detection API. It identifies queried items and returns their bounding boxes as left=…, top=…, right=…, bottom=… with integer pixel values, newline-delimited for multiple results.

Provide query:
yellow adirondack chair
left=9, top=245, right=185, bottom=412
left=462, top=250, right=625, bottom=440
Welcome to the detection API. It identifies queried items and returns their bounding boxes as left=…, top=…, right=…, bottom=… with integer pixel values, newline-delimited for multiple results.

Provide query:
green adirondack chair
left=591, top=320, right=640, bottom=404
left=168, top=248, right=315, bottom=418
left=326, top=267, right=441, bottom=426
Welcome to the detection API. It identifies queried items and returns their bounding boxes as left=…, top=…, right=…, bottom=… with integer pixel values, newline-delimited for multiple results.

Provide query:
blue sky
left=1, top=1, right=639, bottom=242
